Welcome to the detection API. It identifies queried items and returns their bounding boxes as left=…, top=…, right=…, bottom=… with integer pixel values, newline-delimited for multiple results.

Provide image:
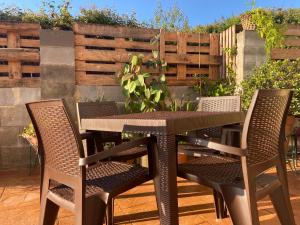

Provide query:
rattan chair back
left=26, top=99, right=85, bottom=177
left=196, top=96, right=240, bottom=138
left=197, top=96, right=240, bottom=112
left=241, top=89, right=292, bottom=168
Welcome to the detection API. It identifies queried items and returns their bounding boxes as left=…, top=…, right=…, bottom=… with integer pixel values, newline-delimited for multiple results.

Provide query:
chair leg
left=220, top=186, right=253, bottom=225
left=269, top=185, right=296, bottom=225
left=106, top=198, right=114, bottom=225
left=39, top=197, right=59, bottom=225
left=213, top=189, right=227, bottom=219
left=85, top=196, right=107, bottom=225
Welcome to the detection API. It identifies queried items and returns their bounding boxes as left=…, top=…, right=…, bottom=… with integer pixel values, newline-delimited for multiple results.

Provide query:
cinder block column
left=40, top=30, right=76, bottom=118
left=236, top=31, right=266, bottom=84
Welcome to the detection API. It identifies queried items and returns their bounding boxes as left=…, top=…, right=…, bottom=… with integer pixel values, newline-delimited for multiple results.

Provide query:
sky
left=1, top=0, right=300, bottom=26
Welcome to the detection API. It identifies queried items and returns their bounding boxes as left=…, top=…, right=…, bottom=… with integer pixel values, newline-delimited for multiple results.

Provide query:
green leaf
left=152, top=50, right=159, bottom=59
left=143, top=73, right=150, bottom=78
left=145, top=88, right=151, bottom=99
left=154, top=90, right=161, bottom=102
left=140, top=102, right=146, bottom=111
left=138, top=75, right=145, bottom=86
left=160, top=74, right=166, bottom=82
left=129, top=82, right=137, bottom=93
left=131, top=55, right=139, bottom=67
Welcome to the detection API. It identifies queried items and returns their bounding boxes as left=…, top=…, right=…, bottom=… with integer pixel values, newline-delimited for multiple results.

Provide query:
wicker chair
left=26, top=99, right=155, bottom=225
left=179, top=96, right=241, bottom=157
left=76, top=101, right=147, bottom=161
left=177, top=89, right=296, bottom=225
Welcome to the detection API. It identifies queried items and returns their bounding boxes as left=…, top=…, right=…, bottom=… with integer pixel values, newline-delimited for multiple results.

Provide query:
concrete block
left=0, top=126, right=24, bottom=147
left=40, top=46, right=75, bottom=66
left=40, top=29, right=74, bottom=47
left=0, top=146, right=32, bottom=169
left=75, top=85, right=125, bottom=102
left=41, top=81, right=75, bottom=99
left=12, top=88, right=41, bottom=105
left=40, top=65, right=75, bottom=83
left=0, top=105, right=31, bottom=127
left=0, top=88, right=14, bottom=105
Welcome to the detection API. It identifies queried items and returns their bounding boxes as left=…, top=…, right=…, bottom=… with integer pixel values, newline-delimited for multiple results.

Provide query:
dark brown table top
left=80, top=111, right=245, bottom=135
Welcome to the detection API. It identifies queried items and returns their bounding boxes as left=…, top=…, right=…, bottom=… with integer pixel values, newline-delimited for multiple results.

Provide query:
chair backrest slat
left=26, top=100, right=84, bottom=177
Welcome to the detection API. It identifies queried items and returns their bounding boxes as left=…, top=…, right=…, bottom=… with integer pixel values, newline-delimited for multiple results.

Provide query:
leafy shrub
left=76, top=7, right=141, bottom=27
left=193, top=66, right=237, bottom=97
left=241, top=59, right=300, bottom=115
left=193, top=16, right=240, bottom=33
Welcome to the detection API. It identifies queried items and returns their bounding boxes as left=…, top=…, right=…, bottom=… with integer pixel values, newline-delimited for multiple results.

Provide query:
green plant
left=250, top=8, right=285, bottom=56
left=22, top=123, right=36, bottom=137
left=118, top=52, right=169, bottom=113
left=241, top=59, right=300, bottom=115
left=167, top=94, right=195, bottom=112
left=223, top=46, right=238, bottom=58
left=193, top=66, right=237, bottom=97
left=76, top=7, right=141, bottom=27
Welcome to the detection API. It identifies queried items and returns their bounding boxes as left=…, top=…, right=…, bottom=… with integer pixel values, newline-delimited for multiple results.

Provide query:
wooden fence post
left=177, top=32, right=187, bottom=80
left=209, top=33, right=220, bottom=80
left=7, top=31, right=21, bottom=79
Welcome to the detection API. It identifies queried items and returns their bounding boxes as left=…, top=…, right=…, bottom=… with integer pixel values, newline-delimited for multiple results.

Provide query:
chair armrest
left=79, top=137, right=153, bottom=166
left=176, top=135, right=247, bottom=156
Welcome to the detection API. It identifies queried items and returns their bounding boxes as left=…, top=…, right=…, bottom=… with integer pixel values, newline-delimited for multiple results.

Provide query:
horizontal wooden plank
left=0, top=48, right=39, bottom=61
left=167, top=77, right=197, bottom=86
left=22, top=65, right=40, bottom=73
left=73, top=23, right=159, bottom=39
left=284, top=37, right=300, bottom=47
left=0, top=22, right=40, bottom=32
left=76, top=60, right=177, bottom=74
left=186, top=33, right=210, bottom=43
left=20, top=30, right=40, bottom=37
left=271, top=48, right=300, bottom=60
left=0, top=65, right=8, bottom=72
left=76, top=71, right=118, bottom=85
left=0, top=77, right=40, bottom=88
left=164, top=32, right=210, bottom=43
left=0, top=37, right=7, bottom=46
left=75, top=47, right=153, bottom=62
left=20, top=39, right=40, bottom=48
left=165, top=53, right=221, bottom=65
left=285, top=25, right=300, bottom=36
left=165, top=45, right=210, bottom=53
left=186, top=68, right=209, bottom=74
left=75, top=35, right=157, bottom=50
left=164, top=32, right=177, bottom=41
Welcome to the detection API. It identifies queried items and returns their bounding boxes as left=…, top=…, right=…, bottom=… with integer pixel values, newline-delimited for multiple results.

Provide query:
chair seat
left=110, top=146, right=148, bottom=161
left=50, top=161, right=149, bottom=202
left=178, top=155, right=243, bottom=187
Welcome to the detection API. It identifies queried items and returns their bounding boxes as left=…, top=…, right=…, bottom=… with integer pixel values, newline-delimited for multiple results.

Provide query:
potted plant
left=240, top=11, right=256, bottom=31
left=21, top=123, right=38, bottom=150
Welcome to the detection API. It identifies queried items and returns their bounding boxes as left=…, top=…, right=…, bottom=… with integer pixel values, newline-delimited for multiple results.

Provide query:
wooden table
left=80, top=111, right=245, bottom=225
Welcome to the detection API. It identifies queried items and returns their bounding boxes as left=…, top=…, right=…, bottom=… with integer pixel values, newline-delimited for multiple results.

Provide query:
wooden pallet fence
left=219, top=25, right=242, bottom=78
left=73, top=23, right=160, bottom=86
left=271, top=24, right=300, bottom=60
left=74, top=23, right=222, bottom=86
left=0, top=22, right=40, bottom=87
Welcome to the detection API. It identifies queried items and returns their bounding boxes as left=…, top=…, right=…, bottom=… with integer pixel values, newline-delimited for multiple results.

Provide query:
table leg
left=153, top=134, right=178, bottom=225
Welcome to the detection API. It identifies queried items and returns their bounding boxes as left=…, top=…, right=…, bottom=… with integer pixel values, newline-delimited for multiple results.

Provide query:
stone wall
left=236, top=30, right=266, bottom=84
left=0, top=88, right=40, bottom=169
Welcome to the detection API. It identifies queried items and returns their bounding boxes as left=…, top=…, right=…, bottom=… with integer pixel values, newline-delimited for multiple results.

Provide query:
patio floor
left=0, top=164, right=299, bottom=225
